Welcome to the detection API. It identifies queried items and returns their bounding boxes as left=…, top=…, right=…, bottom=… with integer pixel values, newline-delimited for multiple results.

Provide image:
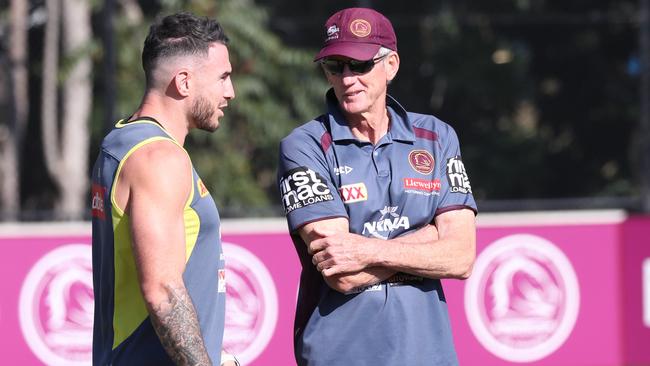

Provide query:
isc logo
left=339, top=183, right=368, bottom=203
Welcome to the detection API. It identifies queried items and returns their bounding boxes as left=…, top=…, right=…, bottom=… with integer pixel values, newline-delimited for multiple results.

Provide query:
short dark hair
left=142, top=12, right=229, bottom=85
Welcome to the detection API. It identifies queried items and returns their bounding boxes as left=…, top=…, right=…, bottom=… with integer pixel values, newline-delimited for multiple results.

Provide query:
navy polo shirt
left=277, top=89, right=477, bottom=366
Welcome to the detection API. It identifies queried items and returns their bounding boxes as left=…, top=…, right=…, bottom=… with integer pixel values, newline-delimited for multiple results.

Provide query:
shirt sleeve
left=277, top=129, right=348, bottom=232
left=435, top=124, right=478, bottom=216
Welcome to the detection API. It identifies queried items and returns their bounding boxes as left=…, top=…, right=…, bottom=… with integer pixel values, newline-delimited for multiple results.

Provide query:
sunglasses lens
left=321, top=56, right=383, bottom=75
left=348, top=60, right=374, bottom=74
left=322, top=60, right=344, bottom=74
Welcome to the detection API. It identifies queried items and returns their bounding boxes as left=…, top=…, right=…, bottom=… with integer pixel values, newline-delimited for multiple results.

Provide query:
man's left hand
left=309, top=227, right=377, bottom=276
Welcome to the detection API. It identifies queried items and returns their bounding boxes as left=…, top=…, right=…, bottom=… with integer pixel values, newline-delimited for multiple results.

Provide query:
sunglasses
left=320, top=54, right=389, bottom=75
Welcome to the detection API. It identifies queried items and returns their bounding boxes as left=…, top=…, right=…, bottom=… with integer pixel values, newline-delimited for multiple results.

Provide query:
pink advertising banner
left=1, top=210, right=649, bottom=365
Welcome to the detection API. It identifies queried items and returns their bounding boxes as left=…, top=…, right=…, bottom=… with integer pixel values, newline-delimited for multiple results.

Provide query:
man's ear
left=173, top=69, right=191, bottom=97
left=386, top=52, right=400, bottom=82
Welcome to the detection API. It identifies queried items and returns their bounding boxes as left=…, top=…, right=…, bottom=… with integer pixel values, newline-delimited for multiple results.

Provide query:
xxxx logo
left=339, top=183, right=368, bottom=204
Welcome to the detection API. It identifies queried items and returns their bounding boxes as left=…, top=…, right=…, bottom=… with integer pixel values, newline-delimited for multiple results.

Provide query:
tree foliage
left=157, top=0, right=329, bottom=216
left=263, top=0, right=641, bottom=208
left=0, top=0, right=644, bottom=220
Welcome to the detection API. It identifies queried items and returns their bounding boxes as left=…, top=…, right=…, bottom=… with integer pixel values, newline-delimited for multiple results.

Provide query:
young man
left=277, top=7, right=477, bottom=365
left=91, top=12, right=238, bottom=366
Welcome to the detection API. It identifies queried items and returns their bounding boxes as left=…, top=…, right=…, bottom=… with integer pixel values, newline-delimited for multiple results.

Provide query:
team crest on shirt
left=197, top=179, right=210, bottom=197
left=408, top=150, right=434, bottom=175
left=339, top=183, right=368, bottom=203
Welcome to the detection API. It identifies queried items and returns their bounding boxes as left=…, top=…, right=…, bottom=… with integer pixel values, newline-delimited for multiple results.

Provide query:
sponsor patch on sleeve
left=446, top=156, right=473, bottom=194
left=279, top=166, right=334, bottom=214
left=91, top=183, right=107, bottom=220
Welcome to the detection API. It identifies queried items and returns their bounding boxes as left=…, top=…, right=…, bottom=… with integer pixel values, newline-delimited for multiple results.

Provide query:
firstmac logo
left=279, top=167, right=334, bottom=213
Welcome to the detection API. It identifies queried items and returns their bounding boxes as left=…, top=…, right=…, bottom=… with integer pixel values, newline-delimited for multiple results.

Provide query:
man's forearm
left=320, top=224, right=439, bottom=293
left=149, top=283, right=212, bottom=366
left=323, top=266, right=396, bottom=293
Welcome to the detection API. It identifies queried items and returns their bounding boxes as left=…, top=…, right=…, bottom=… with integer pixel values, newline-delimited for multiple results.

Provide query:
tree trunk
left=41, top=0, right=92, bottom=220
left=60, top=0, right=93, bottom=219
left=41, top=0, right=61, bottom=189
left=1, top=0, right=29, bottom=220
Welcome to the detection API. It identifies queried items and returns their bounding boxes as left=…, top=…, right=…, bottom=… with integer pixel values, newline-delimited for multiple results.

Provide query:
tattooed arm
left=149, top=284, right=211, bottom=365
left=117, top=141, right=212, bottom=365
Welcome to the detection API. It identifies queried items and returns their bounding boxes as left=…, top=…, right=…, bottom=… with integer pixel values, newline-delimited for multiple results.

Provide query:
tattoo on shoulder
left=150, top=284, right=212, bottom=366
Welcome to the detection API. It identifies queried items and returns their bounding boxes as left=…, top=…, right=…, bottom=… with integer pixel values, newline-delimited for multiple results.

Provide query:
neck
left=131, top=92, right=190, bottom=145
left=345, top=99, right=390, bottom=145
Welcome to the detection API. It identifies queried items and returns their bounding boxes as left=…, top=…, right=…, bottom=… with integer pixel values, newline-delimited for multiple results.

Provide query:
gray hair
left=376, top=47, right=396, bottom=84
left=375, top=46, right=393, bottom=58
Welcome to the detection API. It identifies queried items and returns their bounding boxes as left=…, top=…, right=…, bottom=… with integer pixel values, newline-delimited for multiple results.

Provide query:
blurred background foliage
left=0, top=0, right=646, bottom=219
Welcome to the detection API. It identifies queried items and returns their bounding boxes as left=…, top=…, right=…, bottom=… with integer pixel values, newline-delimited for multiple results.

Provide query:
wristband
left=220, top=353, right=240, bottom=366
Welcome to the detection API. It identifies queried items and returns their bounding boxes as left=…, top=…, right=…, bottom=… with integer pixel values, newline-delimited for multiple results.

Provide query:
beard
left=190, top=96, right=218, bottom=132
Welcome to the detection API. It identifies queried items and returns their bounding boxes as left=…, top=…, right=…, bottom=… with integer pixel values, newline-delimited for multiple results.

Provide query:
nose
left=340, top=66, right=358, bottom=86
left=224, top=78, right=235, bottom=100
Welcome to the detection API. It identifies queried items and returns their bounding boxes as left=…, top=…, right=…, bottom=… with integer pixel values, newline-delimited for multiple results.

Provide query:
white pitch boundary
left=0, top=209, right=628, bottom=236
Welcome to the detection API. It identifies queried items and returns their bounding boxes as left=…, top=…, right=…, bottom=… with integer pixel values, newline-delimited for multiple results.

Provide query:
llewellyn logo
left=465, top=234, right=580, bottom=362
left=222, top=243, right=278, bottom=365
left=403, top=178, right=441, bottom=192
left=19, top=244, right=94, bottom=366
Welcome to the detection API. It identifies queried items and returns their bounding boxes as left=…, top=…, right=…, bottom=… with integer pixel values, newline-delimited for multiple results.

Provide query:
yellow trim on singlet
left=109, top=135, right=200, bottom=349
left=183, top=162, right=199, bottom=262
left=115, top=118, right=171, bottom=130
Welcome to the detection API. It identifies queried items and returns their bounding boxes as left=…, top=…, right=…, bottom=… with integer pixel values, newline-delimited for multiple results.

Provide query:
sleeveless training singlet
left=91, top=118, right=226, bottom=365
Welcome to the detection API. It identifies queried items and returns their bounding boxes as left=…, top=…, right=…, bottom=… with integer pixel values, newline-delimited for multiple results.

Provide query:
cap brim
left=314, top=42, right=381, bottom=61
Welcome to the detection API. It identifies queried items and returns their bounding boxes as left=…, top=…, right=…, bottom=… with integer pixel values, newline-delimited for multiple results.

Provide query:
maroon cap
left=314, top=8, right=397, bottom=61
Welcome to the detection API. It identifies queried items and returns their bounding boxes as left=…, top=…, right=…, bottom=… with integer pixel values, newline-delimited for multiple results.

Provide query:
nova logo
left=339, top=183, right=367, bottom=204
left=362, top=206, right=410, bottom=239
left=279, top=167, right=334, bottom=213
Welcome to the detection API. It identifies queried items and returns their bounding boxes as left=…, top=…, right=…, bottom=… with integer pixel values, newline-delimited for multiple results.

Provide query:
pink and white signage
left=18, top=244, right=94, bottom=366
left=1, top=211, right=650, bottom=365
left=464, top=234, right=580, bottom=363
left=221, top=242, right=279, bottom=364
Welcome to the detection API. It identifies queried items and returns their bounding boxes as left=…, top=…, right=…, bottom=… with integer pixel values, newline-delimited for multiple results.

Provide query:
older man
left=277, top=7, right=477, bottom=366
